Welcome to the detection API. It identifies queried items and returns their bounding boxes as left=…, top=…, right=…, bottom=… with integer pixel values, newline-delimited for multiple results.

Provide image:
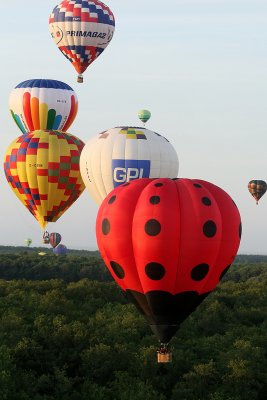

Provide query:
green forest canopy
left=0, top=249, right=266, bottom=400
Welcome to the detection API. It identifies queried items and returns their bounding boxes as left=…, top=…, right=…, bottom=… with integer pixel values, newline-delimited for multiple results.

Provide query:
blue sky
left=1, top=0, right=267, bottom=253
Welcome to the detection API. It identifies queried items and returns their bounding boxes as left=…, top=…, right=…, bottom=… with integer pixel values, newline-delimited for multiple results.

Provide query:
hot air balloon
left=80, top=126, right=179, bottom=204
left=25, top=238, right=32, bottom=247
left=53, top=244, right=67, bottom=256
left=138, top=109, right=151, bottom=126
left=9, top=79, right=78, bottom=134
left=96, top=178, right=242, bottom=362
left=248, top=180, right=267, bottom=204
left=4, top=130, right=85, bottom=232
left=49, top=0, right=115, bottom=83
left=49, top=232, right=62, bottom=248
left=43, top=231, right=50, bottom=244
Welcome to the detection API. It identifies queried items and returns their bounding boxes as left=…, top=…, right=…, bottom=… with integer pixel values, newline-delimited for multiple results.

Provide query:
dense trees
left=0, top=253, right=111, bottom=282
left=0, top=251, right=266, bottom=399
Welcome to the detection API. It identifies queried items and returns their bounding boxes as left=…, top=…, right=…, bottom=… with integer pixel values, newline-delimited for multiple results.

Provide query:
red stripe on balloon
left=63, top=95, right=78, bottom=131
left=73, top=6, right=81, bottom=18
left=23, top=92, right=34, bottom=132
left=66, top=2, right=74, bottom=13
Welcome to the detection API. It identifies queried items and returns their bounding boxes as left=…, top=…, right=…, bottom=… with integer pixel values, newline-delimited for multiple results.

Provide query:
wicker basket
left=157, top=351, right=172, bottom=363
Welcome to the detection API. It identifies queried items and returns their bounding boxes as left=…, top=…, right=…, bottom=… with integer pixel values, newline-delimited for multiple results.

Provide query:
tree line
left=0, top=253, right=111, bottom=282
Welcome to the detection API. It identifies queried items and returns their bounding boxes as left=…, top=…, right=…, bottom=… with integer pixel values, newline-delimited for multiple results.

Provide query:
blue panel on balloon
left=112, top=159, right=151, bottom=188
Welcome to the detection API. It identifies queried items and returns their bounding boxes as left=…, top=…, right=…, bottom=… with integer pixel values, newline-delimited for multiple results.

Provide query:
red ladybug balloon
left=96, top=178, right=241, bottom=348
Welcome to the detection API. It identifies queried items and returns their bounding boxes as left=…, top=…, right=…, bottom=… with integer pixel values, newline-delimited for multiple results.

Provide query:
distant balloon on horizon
left=49, top=232, right=62, bottom=248
left=25, top=238, right=32, bottom=247
left=53, top=244, right=67, bottom=256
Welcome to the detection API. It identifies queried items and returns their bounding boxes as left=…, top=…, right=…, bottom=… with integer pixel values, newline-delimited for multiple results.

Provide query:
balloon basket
left=157, top=351, right=172, bottom=363
left=42, top=231, right=50, bottom=244
left=157, top=344, right=172, bottom=363
left=77, top=74, right=83, bottom=83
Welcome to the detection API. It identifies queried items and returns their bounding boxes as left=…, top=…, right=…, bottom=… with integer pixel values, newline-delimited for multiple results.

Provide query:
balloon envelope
left=248, top=180, right=267, bottom=204
left=49, top=232, right=62, bottom=248
left=4, top=130, right=85, bottom=229
left=138, top=109, right=151, bottom=124
left=49, top=0, right=115, bottom=82
left=25, top=238, right=32, bottom=247
left=9, top=79, right=78, bottom=134
left=96, top=178, right=242, bottom=344
left=80, top=126, right=179, bottom=204
left=53, top=244, right=67, bottom=256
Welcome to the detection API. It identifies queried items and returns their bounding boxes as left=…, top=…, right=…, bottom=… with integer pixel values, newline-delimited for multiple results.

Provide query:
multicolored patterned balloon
left=49, top=232, right=62, bottom=248
left=80, top=126, right=179, bottom=204
left=49, top=0, right=115, bottom=83
left=4, top=130, right=85, bottom=229
left=9, top=79, right=78, bottom=134
left=248, top=180, right=267, bottom=204
left=53, top=244, right=67, bottom=256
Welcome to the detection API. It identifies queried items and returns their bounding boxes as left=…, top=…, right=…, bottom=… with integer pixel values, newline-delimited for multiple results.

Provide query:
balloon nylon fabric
left=4, top=130, right=85, bottom=229
left=248, top=180, right=267, bottom=203
left=138, top=109, right=151, bottom=124
left=25, top=238, right=32, bottom=247
left=49, top=0, right=115, bottom=75
left=9, top=79, right=78, bottom=134
left=53, top=244, right=67, bottom=255
left=96, top=178, right=242, bottom=343
left=80, top=127, right=179, bottom=204
left=49, top=232, right=62, bottom=248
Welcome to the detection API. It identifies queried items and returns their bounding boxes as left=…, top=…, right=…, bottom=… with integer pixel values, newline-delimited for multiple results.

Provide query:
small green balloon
left=138, top=109, right=151, bottom=124
left=25, top=238, right=32, bottom=247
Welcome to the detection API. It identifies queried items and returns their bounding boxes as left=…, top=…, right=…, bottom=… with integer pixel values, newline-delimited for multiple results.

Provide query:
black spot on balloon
left=191, top=263, right=209, bottom=281
left=110, top=261, right=125, bottom=279
left=172, top=178, right=179, bottom=180
left=123, top=183, right=130, bottom=187
left=108, top=195, right=116, bottom=204
left=203, top=220, right=217, bottom=237
left=239, top=223, right=242, bottom=238
left=102, top=218, right=110, bottom=235
left=145, top=262, right=165, bottom=280
left=155, top=183, right=163, bottom=187
left=150, top=196, right=160, bottom=205
left=219, top=265, right=231, bottom=281
left=194, top=183, right=202, bottom=188
left=145, top=219, right=161, bottom=236
left=202, top=197, right=211, bottom=206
